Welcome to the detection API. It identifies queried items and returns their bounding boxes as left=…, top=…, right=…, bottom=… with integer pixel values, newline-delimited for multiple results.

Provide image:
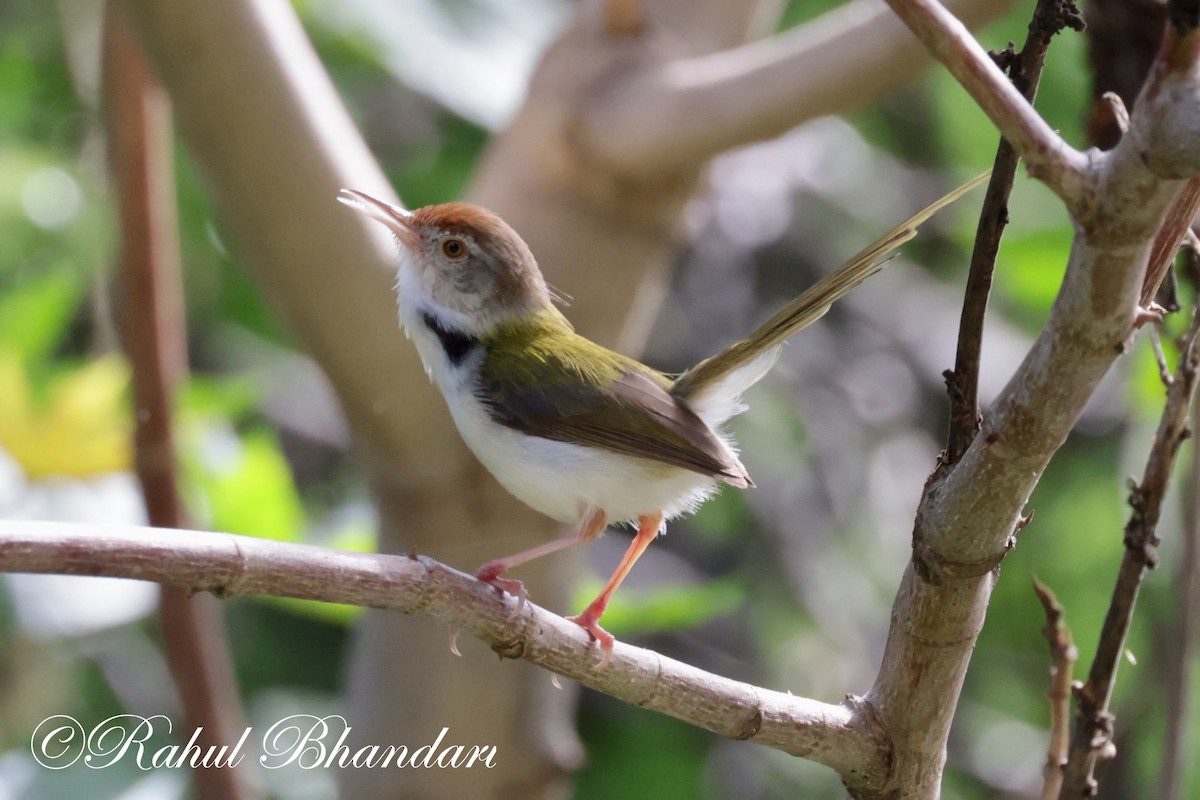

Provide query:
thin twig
left=1033, top=580, right=1078, bottom=800
left=103, top=7, right=256, bottom=800
left=944, top=0, right=1084, bottom=465
left=1060, top=290, right=1200, bottom=798
left=1162, top=250, right=1200, bottom=800
left=0, top=520, right=895, bottom=795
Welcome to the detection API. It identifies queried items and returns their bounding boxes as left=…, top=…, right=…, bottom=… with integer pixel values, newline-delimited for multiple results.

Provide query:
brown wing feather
left=480, top=364, right=752, bottom=488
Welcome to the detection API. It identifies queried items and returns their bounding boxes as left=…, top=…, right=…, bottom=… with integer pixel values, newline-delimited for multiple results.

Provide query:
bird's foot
left=475, top=562, right=527, bottom=618
left=565, top=610, right=615, bottom=669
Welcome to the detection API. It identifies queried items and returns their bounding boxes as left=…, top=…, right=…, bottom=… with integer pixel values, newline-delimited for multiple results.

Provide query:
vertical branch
left=1060, top=294, right=1200, bottom=797
left=1162, top=249, right=1200, bottom=800
left=1162, top=402, right=1200, bottom=800
left=944, top=0, right=1084, bottom=464
left=103, top=6, right=258, bottom=800
left=1034, top=580, right=1078, bottom=800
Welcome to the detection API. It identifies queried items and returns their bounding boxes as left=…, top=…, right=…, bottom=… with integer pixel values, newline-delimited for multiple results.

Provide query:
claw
left=448, top=626, right=462, bottom=657
left=475, top=563, right=528, bottom=618
left=566, top=612, right=615, bottom=669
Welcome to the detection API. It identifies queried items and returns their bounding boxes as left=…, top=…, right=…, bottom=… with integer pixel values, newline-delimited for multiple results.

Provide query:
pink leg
left=567, top=512, right=664, bottom=666
left=476, top=508, right=608, bottom=614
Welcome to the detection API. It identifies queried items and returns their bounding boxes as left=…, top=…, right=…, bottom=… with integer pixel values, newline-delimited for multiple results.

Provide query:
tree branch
left=1163, top=392, right=1200, bottom=800
left=1034, top=580, right=1077, bottom=800
left=578, top=0, right=1015, bottom=177
left=1061, top=279, right=1200, bottom=797
left=884, top=0, right=1092, bottom=206
left=865, top=6, right=1200, bottom=798
left=0, top=520, right=893, bottom=792
left=944, top=0, right=1084, bottom=465
left=1163, top=245, right=1200, bottom=800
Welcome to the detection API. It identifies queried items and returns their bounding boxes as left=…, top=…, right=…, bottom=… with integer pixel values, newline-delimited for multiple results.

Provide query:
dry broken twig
left=1033, top=580, right=1078, bottom=800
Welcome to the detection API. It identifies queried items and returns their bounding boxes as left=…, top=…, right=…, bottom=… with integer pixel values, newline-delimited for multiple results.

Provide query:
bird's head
left=339, top=190, right=551, bottom=335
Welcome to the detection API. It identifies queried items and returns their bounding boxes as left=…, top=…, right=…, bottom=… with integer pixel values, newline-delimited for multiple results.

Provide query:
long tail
left=672, top=171, right=990, bottom=405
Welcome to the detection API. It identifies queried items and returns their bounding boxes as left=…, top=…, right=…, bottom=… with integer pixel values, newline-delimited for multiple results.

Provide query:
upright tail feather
left=672, top=171, right=990, bottom=410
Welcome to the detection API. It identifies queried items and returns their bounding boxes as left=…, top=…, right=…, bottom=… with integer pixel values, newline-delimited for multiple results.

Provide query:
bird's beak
left=337, top=189, right=419, bottom=249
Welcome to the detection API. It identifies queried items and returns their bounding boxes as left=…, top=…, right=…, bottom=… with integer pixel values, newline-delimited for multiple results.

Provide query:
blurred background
left=1, top=0, right=1196, bottom=798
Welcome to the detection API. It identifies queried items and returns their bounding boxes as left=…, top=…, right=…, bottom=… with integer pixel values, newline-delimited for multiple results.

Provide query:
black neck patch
left=420, top=311, right=479, bottom=366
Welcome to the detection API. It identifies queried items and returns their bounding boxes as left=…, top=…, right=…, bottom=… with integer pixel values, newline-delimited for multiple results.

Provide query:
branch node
left=492, top=638, right=526, bottom=660
left=912, top=540, right=1012, bottom=585
left=736, top=709, right=764, bottom=740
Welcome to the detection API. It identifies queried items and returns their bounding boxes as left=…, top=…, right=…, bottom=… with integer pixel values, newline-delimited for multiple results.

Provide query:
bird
left=338, top=172, right=987, bottom=662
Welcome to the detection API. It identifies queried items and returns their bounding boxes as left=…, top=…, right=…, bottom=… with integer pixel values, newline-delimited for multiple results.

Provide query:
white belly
left=445, top=384, right=720, bottom=525
left=403, top=304, right=722, bottom=527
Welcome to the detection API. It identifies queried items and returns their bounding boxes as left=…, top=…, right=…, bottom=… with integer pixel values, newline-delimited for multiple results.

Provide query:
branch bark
left=866, top=3, right=1200, bottom=797
left=0, top=520, right=892, bottom=792
left=885, top=0, right=1092, bottom=206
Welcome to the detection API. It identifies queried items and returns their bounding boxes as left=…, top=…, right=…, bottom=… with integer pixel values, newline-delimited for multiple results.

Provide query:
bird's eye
left=440, top=238, right=467, bottom=260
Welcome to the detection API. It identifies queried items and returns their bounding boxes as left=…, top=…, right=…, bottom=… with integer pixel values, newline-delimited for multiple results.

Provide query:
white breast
left=401, top=303, right=720, bottom=526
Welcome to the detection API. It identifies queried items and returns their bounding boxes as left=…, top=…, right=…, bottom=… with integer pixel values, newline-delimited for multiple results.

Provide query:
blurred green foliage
left=1, top=0, right=1197, bottom=798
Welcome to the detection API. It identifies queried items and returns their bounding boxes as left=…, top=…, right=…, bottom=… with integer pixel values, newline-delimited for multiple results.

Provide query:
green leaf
left=0, top=267, right=82, bottom=359
left=186, top=428, right=306, bottom=543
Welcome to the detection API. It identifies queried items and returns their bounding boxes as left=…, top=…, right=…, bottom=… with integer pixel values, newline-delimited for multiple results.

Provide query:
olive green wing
left=478, top=348, right=752, bottom=488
